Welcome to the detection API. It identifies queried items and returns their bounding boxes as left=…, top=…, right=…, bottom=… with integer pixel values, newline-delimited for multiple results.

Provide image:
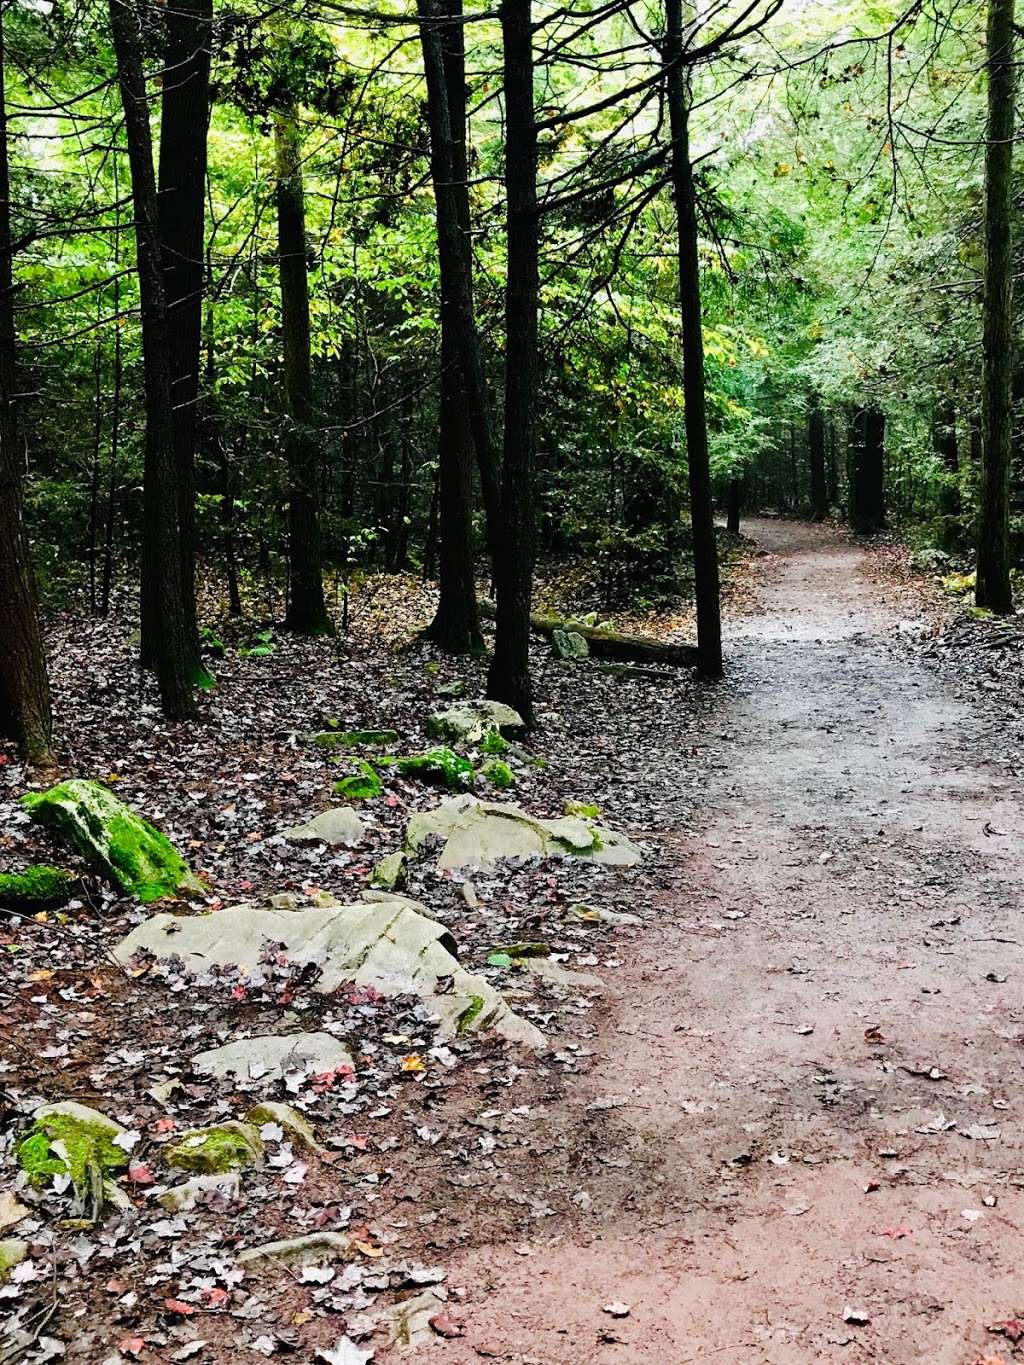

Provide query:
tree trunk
left=0, top=13, right=52, bottom=765
left=725, top=478, right=741, bottom=535
left=664, top=0, right=722, bottom=677
left=274, top=112, right=333, bottom=635
left=849, top=405, right=886, bottom=533
left=935, top=399, right=960, bottom=519
left=487, top=0, right=537, bottom=725
left=976, top=0, right=1015, bottom=613
left=109, top=0, right=196, bottom=720
left=479, top=599, right=699, bottom=667
left=156, top=0, right=212, bottom=681
left=808, top=396, right=828, bottom=521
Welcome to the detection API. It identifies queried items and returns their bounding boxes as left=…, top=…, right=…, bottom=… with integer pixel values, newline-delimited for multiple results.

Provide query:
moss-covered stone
left=371, top=850, right=408, bottom=890
left=481, top=759, right=515, bottom=789
left=313, top=728, right=398, bottom=750
left=564, top=800, right=602, bottom=820
left=17, top=1101, right=128, bottom=1193
left=456, top=995, right=486, bottom=1033
left=20, top=779, right=200, bottom=903
left=426, top=700, right=524, bottom=745
left=246, top=1101, right=323, bottom=1152
left=166, top=1122, right=263, bottom=1174
left=333, top=759, right=383, bottom=801
left=395, top=747, right=474, bottom=789
left=0, top=1239, right=28, bottom=1280
left=0, top=865, right=75, bottom=909
left=481, top=729, right=510, bottom=755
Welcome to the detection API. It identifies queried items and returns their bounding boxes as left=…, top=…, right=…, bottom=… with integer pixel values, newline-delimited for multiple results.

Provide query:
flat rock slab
left=237, top=1232, right=355, bottom=1266
left=192, top=1032, right=354, bottom=1082
left=114, top=895, right=543, bottom=1050
left=282, top=808, right=367, bottom=846
left=406, top=794, right=642, bottom=872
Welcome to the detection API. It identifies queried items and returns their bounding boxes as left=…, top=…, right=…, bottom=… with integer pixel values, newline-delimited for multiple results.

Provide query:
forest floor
left=4, top=519, right=1024, bottom=1365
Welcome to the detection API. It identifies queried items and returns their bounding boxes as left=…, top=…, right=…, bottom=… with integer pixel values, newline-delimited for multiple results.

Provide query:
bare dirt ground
left=412, top=518, right=1024, bottom=1365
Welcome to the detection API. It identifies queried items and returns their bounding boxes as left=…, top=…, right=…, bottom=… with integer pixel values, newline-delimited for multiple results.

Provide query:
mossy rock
left=481, top=759, right=515, bottom=790
left=426, top=700, right=524, bottom=745
left=0, top=1239, right=28, bottom=1281
left=166, top=1122, right=263, bottom=1174
left=371, top=850, right=408, bottom=891
left=314, top=729, right=398, bottom=751
left=333, top=759, right=383, bottom=801
left=246, top=1101, right=323, bottom=1153
left=564, top=800, right=602, bottom=820
left=395, top=748, right=474, bottom=789
left=481, top=729, right=510, bottom=756
left=0, top=865, right=76, bottom=910
left=17, top=1101, right=129, bottom=1194
left=20, top=779, right=200, bottom=904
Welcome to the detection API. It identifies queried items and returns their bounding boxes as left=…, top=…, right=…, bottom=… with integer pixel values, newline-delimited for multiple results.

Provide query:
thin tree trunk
left=976, top=0, right=1015, bottom=612
left=101, top=257, right=123, bottom=617
left=204, top=241, right=241, bottom=616
left=418, top=0, right=487, bottom=650
left=935, top=399, right=960, bottom=520
left=88, top=321, right=103, bottom=614
left=156, top=0, right=211, bottom=680
left=664, top=0, right=722, bottom=677
left=486, top=0, right=538, bottom=726
left=0, top=12, right=52, bottom=765
left=725, top=477, right=741, bottom=535
left=109, top=0, right=196, bottom=720
left=808, top=395, right=828, bottom=521
left=274, top=112, right=333, bottom=635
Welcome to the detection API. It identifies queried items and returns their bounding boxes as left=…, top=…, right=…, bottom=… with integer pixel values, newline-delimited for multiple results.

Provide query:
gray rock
left=426, top=700, right=524, bottom=744
left=236, top=1232, right=354, bottom=1266
left=192, top=1032, right=354, bottom=1083
left=0, top=1239, right=28, bottom=1280
left=523, top=958, right=611, bottom=992
left=405, top=794, right=643, bottom=873
left=566, top=902, right=641, bottom=927
left=552, top=628, right=590, bottom=661
left=282, top=808, right=366, bottom=847
left=114, top=895, right=543, bottom=1051
left=371, top=850, right=408, bottom=890
left=157, top=1173, right=242, bottom=1212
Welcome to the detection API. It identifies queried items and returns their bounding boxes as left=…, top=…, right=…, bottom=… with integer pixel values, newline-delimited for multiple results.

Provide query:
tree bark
left=156, top=0, right=212, bottom=681
left=0, top=12, right=53, bottom=765
left=109, top=0, right=197, bottom=720
left=274, top=112, right=333, bottom=635
left=935, top=399, right=960, bottom=520
left=976, top=0, right=1015, bottom=613
left=725, top=478, right=741, bottom=535
left=486, top=0, right=537, bottom=725
left=849, top=405, right=886, bottom=533
left=808, top=396, right=828, bottom=521
left=664, top=0, right=722, bottom=677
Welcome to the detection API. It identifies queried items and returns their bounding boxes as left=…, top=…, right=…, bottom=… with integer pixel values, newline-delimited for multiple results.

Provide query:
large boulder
left=114, top=895, right=543, bottom=1050
left=426, top=700, right=524, bottom=745
left=192, top=1032, right=354, bottom=1082
left=405, top=794, right=642, bottom=873
left=20, top=779, right=200, bottom=903
left=282, top=808, right=366, bottom=846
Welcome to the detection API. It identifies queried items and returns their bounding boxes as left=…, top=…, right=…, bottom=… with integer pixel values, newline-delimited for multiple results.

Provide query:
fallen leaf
left=879, top=1225, right=912, bottom=1240
left=429, top=1313, right=465, bottom=1338
left=401, top=1055, right=426, bottom=1073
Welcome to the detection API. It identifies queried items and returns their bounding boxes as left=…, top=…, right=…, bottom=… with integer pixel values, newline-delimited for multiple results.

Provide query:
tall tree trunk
left=418, top=0, right=496, bottom=650
left=664, top=0, right=722, bottom=676
left=274, top=112, right=333, bottom=635
left=976, top=0, right=1015, bottom=612
left=849, top=405, right=886, bottom=533
left=109, top=0, right=196, bottom=720
left=204, top=241, right=241, bottom=616
left=808, top=395, right=828, bottom=521
left=0, top=13, right=52, bottom=766
left=101, top=256, right=123, bottom=617
left=935, top=399, right=960, bottom=519
left=156, top=0, right=212, bottom=681
left=487, top=0, right=537, bottom=725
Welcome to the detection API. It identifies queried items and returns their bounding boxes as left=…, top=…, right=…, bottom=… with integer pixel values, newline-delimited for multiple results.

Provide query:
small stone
left=425, top=700, right=525, bottom=744
left=166, top=1122, right=263, bottom=1174
left=157, top=1173, right=241, bottom=1212
left=283, top=808, right=366, bottom=847
left=246, top=1102, right=323, bottom=1153
left=371, top=850, right=408, bottom=891
left=192, top=1032, right=354, bottom=1083
left=236, top=1232, right=354, bottom=1266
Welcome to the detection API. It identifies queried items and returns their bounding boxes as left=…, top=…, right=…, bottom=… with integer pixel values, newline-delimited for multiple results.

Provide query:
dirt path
left=419, top=519, right=1024, bottom=1365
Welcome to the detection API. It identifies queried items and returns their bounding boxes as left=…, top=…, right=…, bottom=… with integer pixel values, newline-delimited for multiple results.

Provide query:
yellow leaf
left=354, top=1240, right=384, bottom=1258
left=28, top=969, right=54, bottom=982
left=401, top=1054, right=426, bottom=1073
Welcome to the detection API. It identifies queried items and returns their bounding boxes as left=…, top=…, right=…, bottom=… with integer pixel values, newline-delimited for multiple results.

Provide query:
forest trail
left=425, top=519, right=1024, bottom=1365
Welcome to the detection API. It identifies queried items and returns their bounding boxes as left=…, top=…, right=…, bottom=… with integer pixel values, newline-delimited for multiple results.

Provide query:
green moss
left=371, top=850, right=408, bottom=890
left=481, top=759, right=515, bottom=789
left=395, top=748, right=474, bottom=789
left=0, top=865, right=75, bottom=908
left=457, top=995, right=486, bottom=1033
left=166, top=1122, right=262, bottom=1174
left=333, top=759, right=383, bottom=801
left=564, top=800, right=601, bottom=819
left=314, top=728, right=398, bottom=750
left=21, top=780, right=200, bottom=904
left=17, top=1110, right=128, bottom=1192
left=481, top=730, right=510, bottom=755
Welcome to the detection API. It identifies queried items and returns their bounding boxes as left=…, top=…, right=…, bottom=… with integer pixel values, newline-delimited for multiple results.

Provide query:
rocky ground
left=3, top=521, right=1024, bottom=1365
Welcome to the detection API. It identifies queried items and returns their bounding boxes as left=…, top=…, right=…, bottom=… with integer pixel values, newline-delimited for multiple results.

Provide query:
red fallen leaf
left=311, top=1065, right=355, bottom=1092
left=386, top=795, right=400, bottom=807
left=342, top=1134, right=369, bottom=1150
left=237, top=880, right=254, bottom=892
left=989, top=1320, right=1024, bottom=1343
left=119, top=1338, right=146, bottom=1357
left=201, top=1286, right=229, bottom=1308
left=880, top=1224, right=913, bottom=1240
left=429, top=1313, right=465, bottom=1339
left=105, top=1279, right=125, bottom=1294
left=128, top=1162, right=155, bottom=1185
left=231, top=984, right=247, bottom=1001
left=152, top=1117, right=176, bottom=1133
left=164, top=1299, right=196, bottom=1316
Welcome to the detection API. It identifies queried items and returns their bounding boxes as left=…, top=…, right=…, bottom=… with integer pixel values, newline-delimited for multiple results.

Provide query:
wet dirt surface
left=413, top=519, right=1024, bottom=1365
